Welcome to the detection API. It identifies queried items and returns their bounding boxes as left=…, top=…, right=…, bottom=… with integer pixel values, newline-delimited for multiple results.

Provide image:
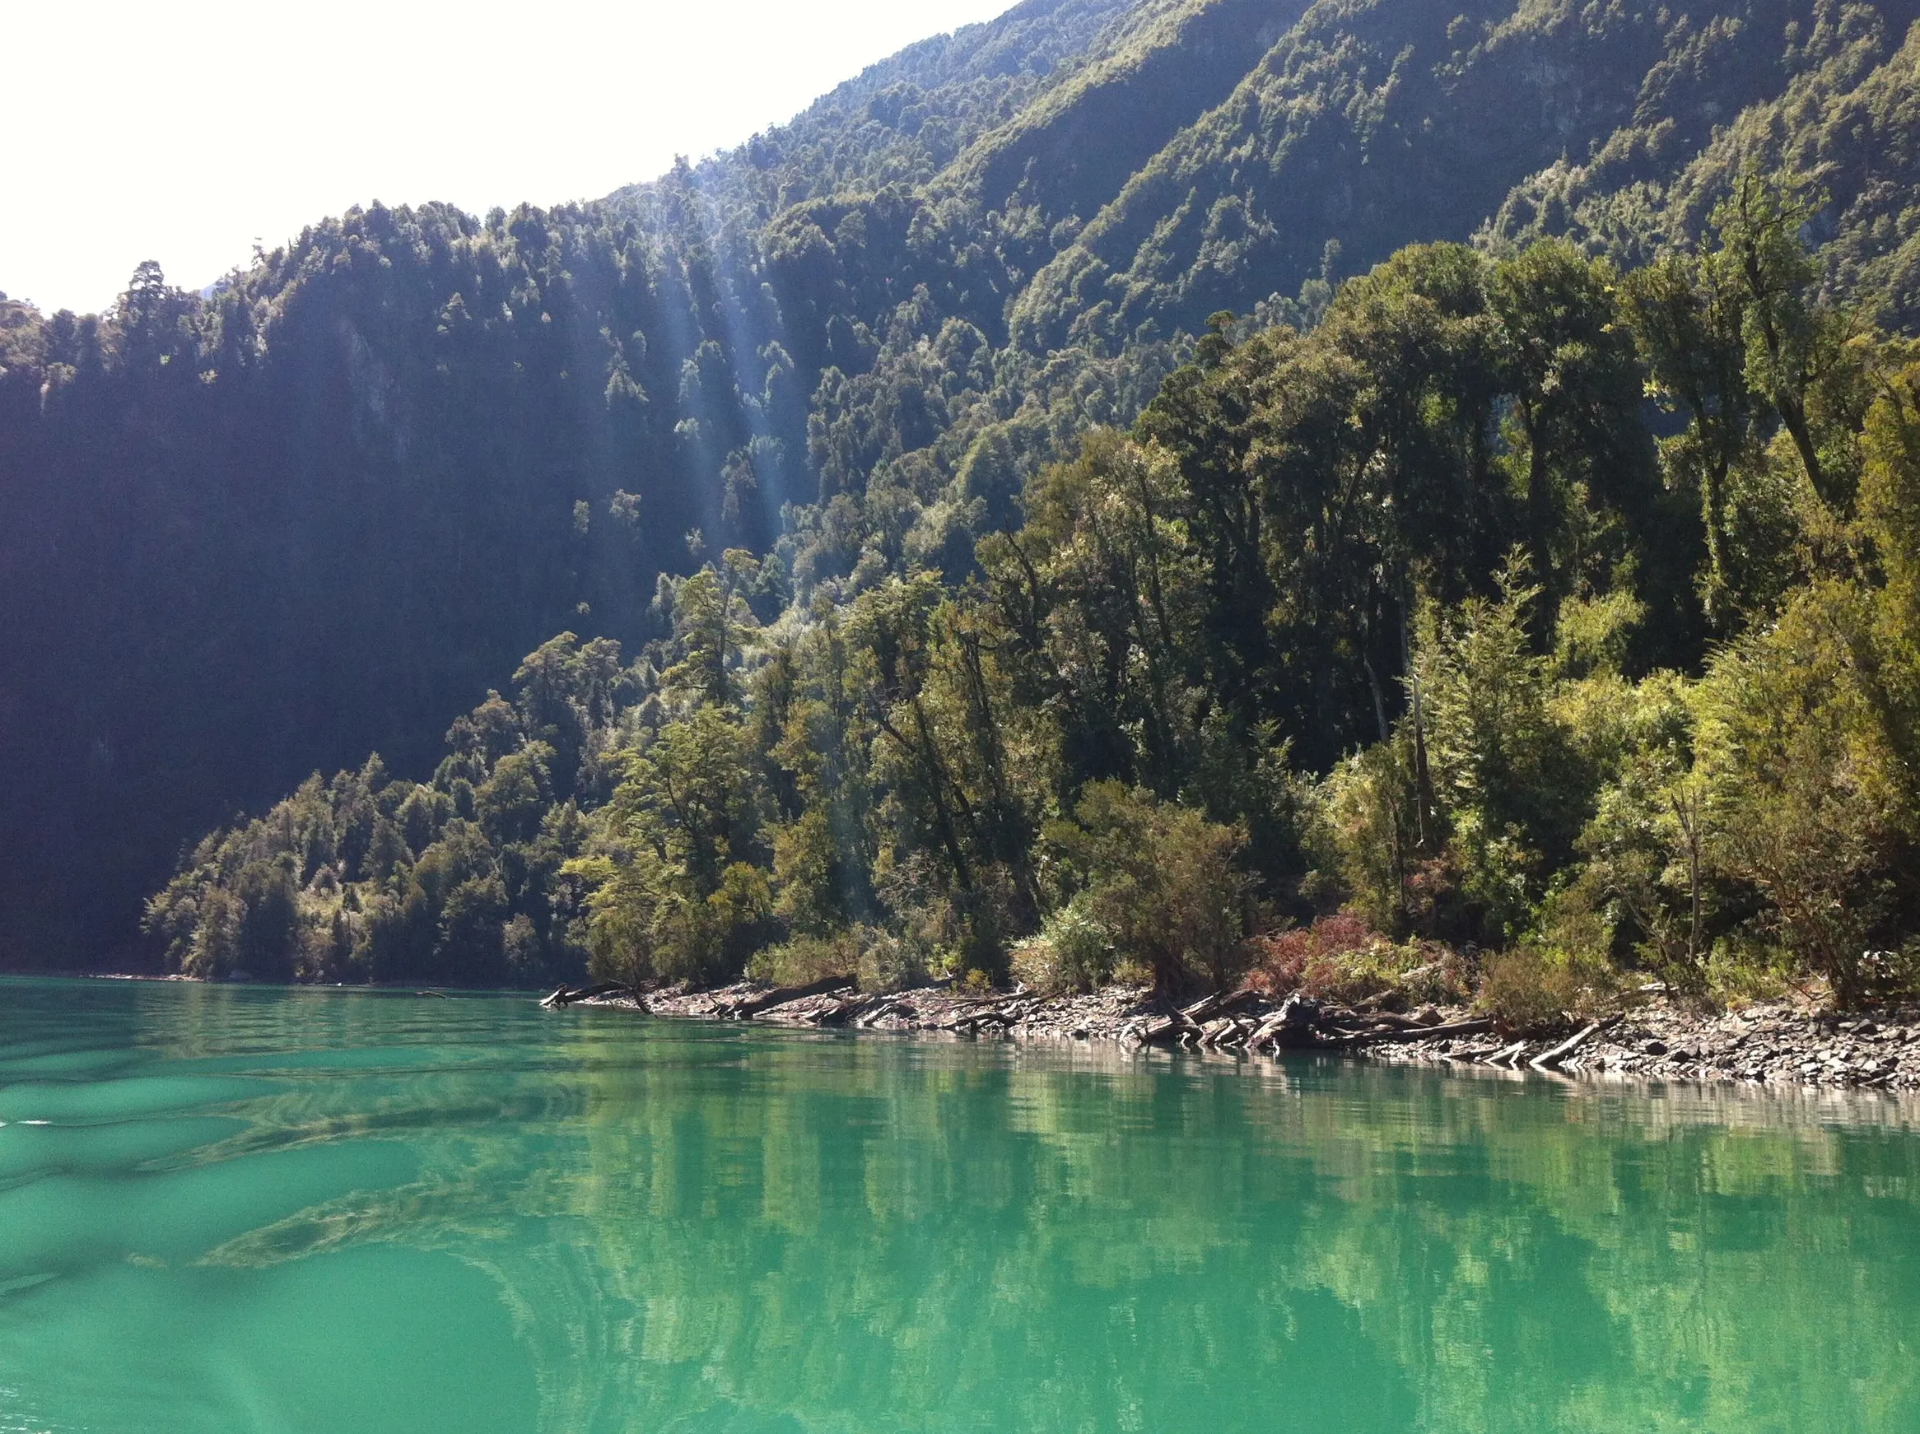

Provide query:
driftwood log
left=541, top=981, right=637, bottom=1010
left=716, top=977, right=853, bottom=1020
left=1530, top=1016, right=1621, bottom=1070
left=1337, top=1018, right=1494, bottom=1047
left=1179, top=988, right=1264, bottom=1025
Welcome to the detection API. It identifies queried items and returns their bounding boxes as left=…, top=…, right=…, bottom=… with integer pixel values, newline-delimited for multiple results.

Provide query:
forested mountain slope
left=3, top=0, right=1918, bottom=967
left=1016, top=0, right=1920, bottom=350
left=1484, top=0, right=1920, bottom=317
left=145, top=208, right=1920, bottom=1007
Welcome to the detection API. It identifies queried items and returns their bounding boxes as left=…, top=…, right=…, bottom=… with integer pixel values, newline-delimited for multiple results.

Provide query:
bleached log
left=1529, top=1016, right=1619, bottom=1071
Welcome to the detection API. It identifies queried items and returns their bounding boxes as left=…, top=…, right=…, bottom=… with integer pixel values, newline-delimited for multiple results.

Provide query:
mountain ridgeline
left=3, top=0, right=1920, bottom=989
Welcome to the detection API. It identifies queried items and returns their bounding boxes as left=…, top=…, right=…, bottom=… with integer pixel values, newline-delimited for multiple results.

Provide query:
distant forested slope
left=2, top=0, right=1918, bottom=966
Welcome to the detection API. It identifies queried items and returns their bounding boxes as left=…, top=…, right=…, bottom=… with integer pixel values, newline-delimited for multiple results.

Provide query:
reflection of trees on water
left=96, top=988, right=1920, bottom=1433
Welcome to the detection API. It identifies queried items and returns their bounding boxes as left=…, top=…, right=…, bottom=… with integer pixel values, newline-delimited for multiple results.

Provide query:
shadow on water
left=1, top=976, right=1918, bottom=1433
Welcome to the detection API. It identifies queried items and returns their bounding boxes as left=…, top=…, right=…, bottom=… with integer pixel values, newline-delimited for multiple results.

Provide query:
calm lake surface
left=3, top=977, right=1919, bottom=1433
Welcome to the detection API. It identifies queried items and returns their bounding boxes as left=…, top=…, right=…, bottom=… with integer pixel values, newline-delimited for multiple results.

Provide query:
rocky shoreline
left=544, top=979, right=1920, bottom=1093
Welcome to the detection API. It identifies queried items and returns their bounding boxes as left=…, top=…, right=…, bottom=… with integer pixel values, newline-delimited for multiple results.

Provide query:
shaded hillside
left=3, top=0, right=1919, bottom=967
left=1012, top=0, right=1920, bottom=349
left=1487, top=0, right=1920, bottom=326
left=946, top=0, right=1306, bottom=223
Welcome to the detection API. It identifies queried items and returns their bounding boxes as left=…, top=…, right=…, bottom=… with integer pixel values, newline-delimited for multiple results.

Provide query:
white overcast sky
left=4, top=0, right=1019, bottom=316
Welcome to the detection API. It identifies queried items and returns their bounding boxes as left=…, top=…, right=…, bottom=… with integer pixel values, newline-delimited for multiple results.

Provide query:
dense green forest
left=5, top=0, right=1920, bottom=987
left=144, top=171, right=1920, bottom=1013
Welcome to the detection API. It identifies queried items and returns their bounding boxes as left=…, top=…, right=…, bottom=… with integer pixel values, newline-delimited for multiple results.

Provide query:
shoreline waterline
left=11, top=969, right=1920, bottom=1097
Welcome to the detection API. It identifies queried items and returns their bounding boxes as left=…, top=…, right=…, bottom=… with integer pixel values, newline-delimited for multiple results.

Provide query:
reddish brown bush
left=1245, top=913, right=1471, bottom=1008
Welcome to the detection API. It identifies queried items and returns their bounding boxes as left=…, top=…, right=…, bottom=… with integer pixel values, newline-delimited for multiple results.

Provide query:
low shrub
left=1701, top=936, right=1793, bottom=1004
left=1246, top=912, right=1373, bottom=994
left=748, top=930, right=861, bottom=988
left=858, top=927, right=931, bottom=993
left=1476, top=945, right=1614, bottom=1033
left=1247, top=913, right=1472, bottom=1008
left=1043, top=782, right=1251, bottom=993
left=1010, top=897, right=1113, bottom=993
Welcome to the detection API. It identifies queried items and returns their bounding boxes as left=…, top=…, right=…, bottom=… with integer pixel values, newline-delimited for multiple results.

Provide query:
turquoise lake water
left=2, top=975, right=1918, bottom=1432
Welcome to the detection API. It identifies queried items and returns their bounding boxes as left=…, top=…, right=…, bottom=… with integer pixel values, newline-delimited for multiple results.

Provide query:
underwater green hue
left=3, top=977, right=1919, bottom=1433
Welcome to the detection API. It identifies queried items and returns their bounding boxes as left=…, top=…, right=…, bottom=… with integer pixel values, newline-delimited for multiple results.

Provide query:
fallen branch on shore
left=1338, top=1018, right=1494, bottom=1047
left=541, top=981, right=638, bottom=1009
left=1178, top=988, right=1264, bottom=1025
left=1529, top=1016, right=1621, bottom=1071
left=714, top=977, right=852, bottom=1019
